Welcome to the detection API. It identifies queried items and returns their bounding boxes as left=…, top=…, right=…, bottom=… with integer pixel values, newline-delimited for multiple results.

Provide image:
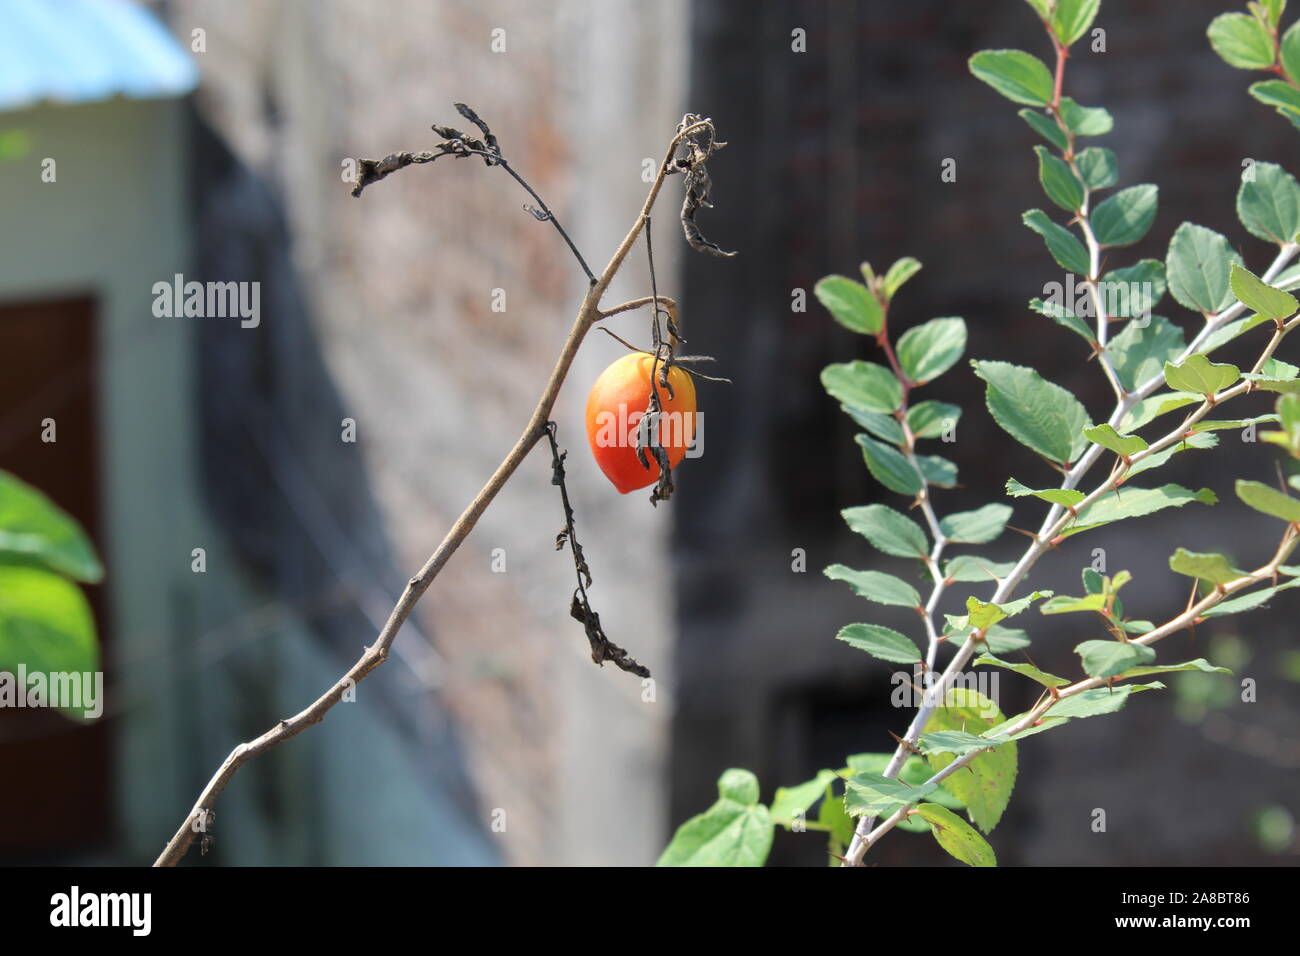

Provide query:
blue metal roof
left=0, top=0, right=199, bottom=111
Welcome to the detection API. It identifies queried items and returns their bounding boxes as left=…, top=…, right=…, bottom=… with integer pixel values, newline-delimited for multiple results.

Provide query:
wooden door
left=0, top=295, right=111, bottom=859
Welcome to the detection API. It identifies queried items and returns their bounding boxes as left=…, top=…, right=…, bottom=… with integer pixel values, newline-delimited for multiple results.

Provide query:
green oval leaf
left=1262, top=0, right=1288, bottom=30
left=1115, top=658, right=1232, bottom=679
left=1051, top=0, right=1101, bottom=48
left=856, top=433, right=923, bottom=495
left=1238, top=161, right=1300, bottom=245
left=1006, top=477, right=1087, bottom=508
left=824, top=564, right=922, bottom=608
left=815, top=275, right=883, bottom=335
left=1249, top=79, right=1300, bottom=117
left=841, top=504, right=929, bottom=558
left=1091, top=184, right=1158, bottom=246
left=913, top=802, right=998, bottom=867
left=0, top=565, right=99, bottom=678
left=1169, top=547, right=1244, bottom=585
left=1075, top=639, right=1157, bottom=679
left=0, top=471, right=103, bottom=583
left=1203, top=577, right=1300, bottom=617
left=1059, top=98, right=1113, bottom=137
left=1228, top=261, right=1298, bottom=320
left=836, top=623, right=922, bottom=664
left=1024, top=208, right=1090, bottom=276
left=882, top=257, right=923, bottom=299
left=1048, top=682, right=1163, bottom=718
left=919, top=731, right=1004, bottom=756
left=907, top=401, right=961, bottom=440
left=917, top=454, right=958, bottom=488
left=1163, top=353, right=1240, bottom=395
left=942, top=555, right=1018, bottom=583
left=844, top=771, right=937, bottom=817
left=841, top=404, right=905, bottom=445
left=961, top=593, right=1050, bottom=631
left=1282, top=20, right=1300, bottom=84
left=969, top=49, right=1055, bottom=106
left=1040, top=593, right=1108, bottom=614
left=972, top=360, right=1090, bottom=465
left=1020, top=108, right=1068, bottom=151
left=1166, top=222, right=1242, bottom=315
left=1083, top=423, right=1148, bottom=457
left=1076, top=146, right=1118, bottom=190
left=1064, top=483, right=1218, bottom=538
left=974, top=652, right=1070, bottom=688
left=1104, top=315, right=1185, bottom=391
left=821, top=361, right=903, bottom=413
left=939, top=503, right=1013, bottom=544
left=897, top=317, right=967, bottom=385
left=1235, top=478, right=1300, bottom=522
left=1208, top=12, right=1276, bottom=70
left=1035, top=145, right=1084, bottom=212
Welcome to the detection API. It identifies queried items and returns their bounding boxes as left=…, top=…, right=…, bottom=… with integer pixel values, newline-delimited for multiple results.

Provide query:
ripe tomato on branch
left=584, top=352, right=697, bottom=493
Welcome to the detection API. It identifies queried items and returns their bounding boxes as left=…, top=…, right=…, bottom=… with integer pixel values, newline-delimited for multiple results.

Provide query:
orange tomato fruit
left=585, top=352, right=697, bottom=493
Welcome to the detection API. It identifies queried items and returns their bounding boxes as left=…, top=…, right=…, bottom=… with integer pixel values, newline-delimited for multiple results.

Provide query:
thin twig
left=598, top=295, right=680, bottom=323
left=642, top=215, right=677, bottom=504
left=154, top=110, right=731, bottom=867
left=545, top=422, right=648, bottom=676
left=351, top=103, right=595, bottom=281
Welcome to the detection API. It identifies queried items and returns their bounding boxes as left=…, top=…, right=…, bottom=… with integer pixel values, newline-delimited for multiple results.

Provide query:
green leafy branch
left=818, top=260, right=966, bottom=671
left=660, top=0, right=1300, bottom=870
left=985, top=0, right=1148, bottom=400
left=839, top=0, right=1300, bottom=867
